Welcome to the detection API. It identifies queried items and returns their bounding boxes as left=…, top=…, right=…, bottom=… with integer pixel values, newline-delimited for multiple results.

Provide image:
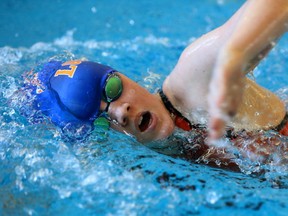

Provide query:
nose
left=110, top=102, right=130, bottom=126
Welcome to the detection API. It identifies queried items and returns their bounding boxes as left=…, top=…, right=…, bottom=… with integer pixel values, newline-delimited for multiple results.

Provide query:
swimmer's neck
left=158, top=89, right=193, bottom=131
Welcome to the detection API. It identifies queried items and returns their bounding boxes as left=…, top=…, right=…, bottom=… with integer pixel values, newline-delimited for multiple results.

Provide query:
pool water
left=0, top=0, right=288, bottom=215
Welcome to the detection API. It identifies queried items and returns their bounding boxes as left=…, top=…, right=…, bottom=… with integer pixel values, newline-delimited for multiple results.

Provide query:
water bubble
left=91, top=7, right=97, bottom=13
left=217, top=0, right=225, bottom=5
left=206, top=191, right=221, bottom=204
left=29, top=168, right=53, bottom=182
left=0, top=47, right=23, bottom=65
left=129, top=19, right=135, bottom=26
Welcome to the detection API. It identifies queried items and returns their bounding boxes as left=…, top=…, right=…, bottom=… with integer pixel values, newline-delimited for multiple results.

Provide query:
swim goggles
left=94, top=73, right=123, bottom=129
left=102, top=73, right=123, bottom=111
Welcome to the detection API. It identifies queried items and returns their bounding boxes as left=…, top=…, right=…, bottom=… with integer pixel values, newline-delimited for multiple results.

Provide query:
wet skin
left=100, top=73, right=175, bottom=143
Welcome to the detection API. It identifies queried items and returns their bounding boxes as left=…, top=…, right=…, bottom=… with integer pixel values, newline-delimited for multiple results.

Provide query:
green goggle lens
left=94, top=116, right=110, bottom=130
left=94, top=74, right=123, bottom=129
left=104, top=74, right=123, bottom=102
left=95, top=74, right=123, bottom=129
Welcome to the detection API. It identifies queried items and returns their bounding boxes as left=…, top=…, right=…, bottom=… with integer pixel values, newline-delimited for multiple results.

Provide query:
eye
left=105, top=75, right=123, bottom=102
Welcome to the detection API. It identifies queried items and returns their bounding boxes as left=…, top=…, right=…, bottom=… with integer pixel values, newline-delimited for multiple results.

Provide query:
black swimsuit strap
left=274, top=112, right=288, bottom=131
left=158, top=89, right=199, bottom=131
left=158, top=89, right=184, bottom=119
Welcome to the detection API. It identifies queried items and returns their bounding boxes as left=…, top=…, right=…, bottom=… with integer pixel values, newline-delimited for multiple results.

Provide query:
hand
left=208, top=50, right=245, bottom=140
left=207, top=0, right=288, bottom=141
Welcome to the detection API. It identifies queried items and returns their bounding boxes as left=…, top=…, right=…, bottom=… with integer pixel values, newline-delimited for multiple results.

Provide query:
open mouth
left=138, top=112, right=152, bottom=132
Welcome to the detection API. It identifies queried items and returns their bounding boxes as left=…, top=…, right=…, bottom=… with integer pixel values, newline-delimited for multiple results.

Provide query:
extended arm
left=208, top=0, right=288, bottom=140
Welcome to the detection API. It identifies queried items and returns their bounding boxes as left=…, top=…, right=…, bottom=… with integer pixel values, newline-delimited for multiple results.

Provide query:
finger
left=208, top=117, right=226, bottom=140
left=209, top=73, right=244, bottom=119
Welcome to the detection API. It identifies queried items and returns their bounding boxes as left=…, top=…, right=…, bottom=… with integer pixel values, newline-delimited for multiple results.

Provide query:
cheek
left=125, top=89, right=136, bottom=98
left=125, top=88, right=137, bottom=99
left=121, top=88, right=144, bottom=105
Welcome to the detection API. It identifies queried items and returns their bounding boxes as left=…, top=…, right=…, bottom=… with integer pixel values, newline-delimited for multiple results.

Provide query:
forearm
left=219, top=0, right=288, bottom=72
left=208, top=0, right=288, bottom=139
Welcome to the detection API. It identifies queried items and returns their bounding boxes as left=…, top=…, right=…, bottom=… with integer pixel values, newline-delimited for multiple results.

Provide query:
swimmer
left=26, top=0, right=288, bottom=168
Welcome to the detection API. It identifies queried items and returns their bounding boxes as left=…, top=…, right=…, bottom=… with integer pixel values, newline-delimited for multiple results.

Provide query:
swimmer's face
left=100, top=73, right=175, bottom=143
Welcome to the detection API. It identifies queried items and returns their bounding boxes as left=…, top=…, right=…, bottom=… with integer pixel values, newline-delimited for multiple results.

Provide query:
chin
left=137, top=124, right=174, bottom=144
left=157, top=124, right=175, bottom=140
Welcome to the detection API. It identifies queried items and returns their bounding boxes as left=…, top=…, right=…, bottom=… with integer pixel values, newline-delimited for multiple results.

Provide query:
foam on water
left=0, top=25, right=288, bottom=216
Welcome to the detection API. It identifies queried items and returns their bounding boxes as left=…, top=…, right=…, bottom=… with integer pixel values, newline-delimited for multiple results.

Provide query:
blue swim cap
left=32, top=60, right=116, bottom=129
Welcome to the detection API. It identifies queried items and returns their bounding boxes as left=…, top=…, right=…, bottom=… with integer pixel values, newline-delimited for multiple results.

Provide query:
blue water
left=0, top=0, right=288, bottom=215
